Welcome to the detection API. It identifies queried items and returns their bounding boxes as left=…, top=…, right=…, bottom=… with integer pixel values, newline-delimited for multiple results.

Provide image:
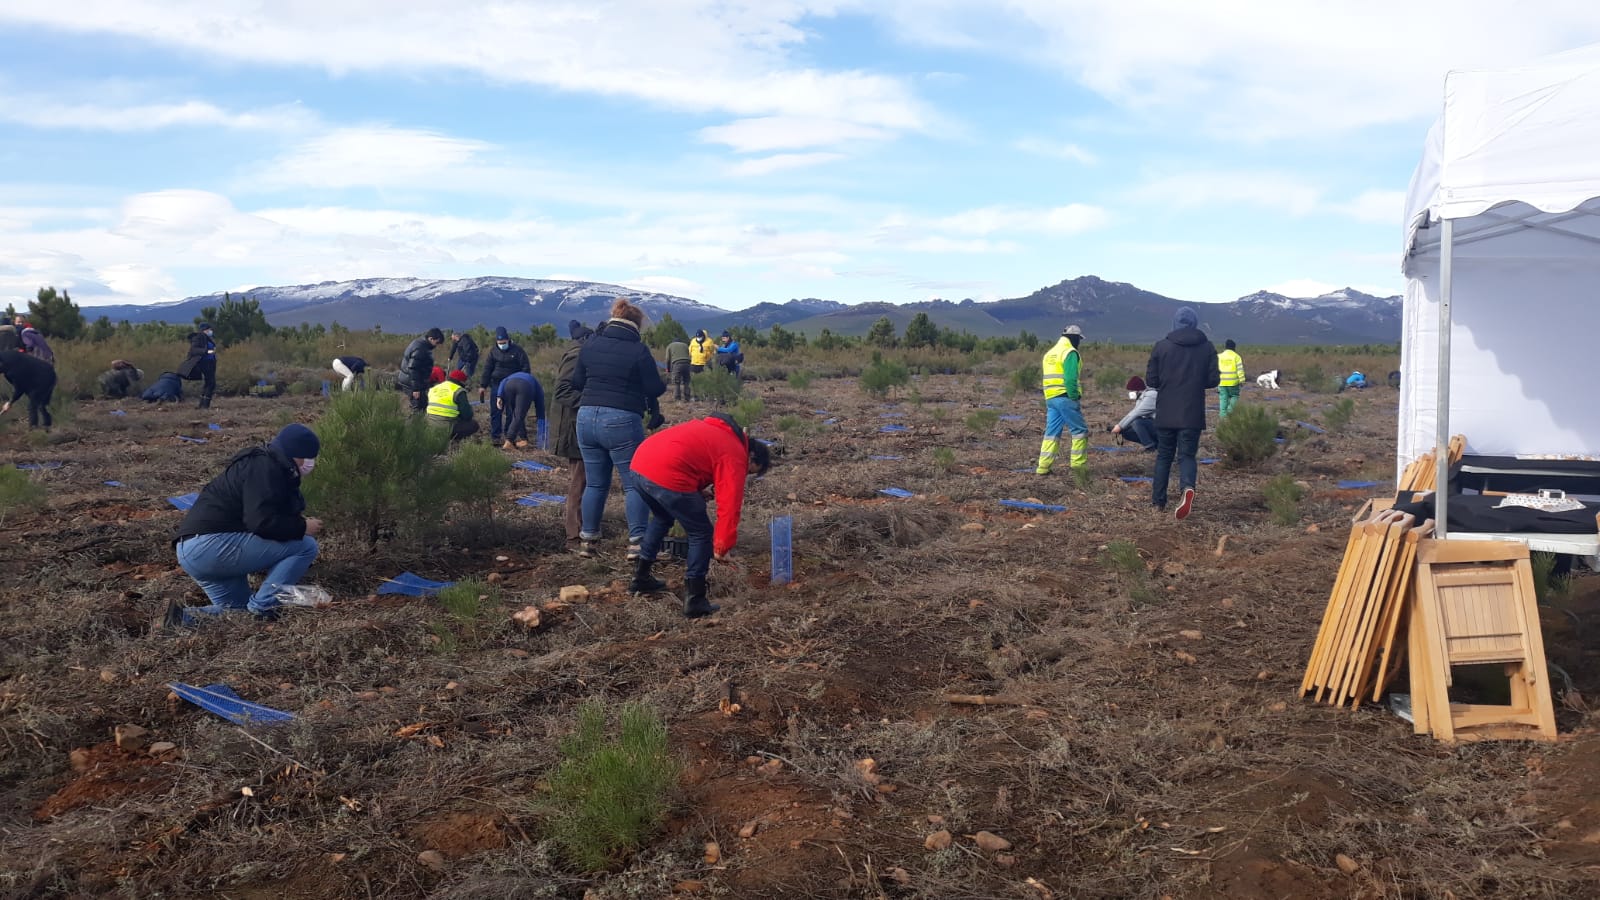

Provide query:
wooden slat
left=1314, top=514, right=1396, bottom=703
left=1419, top=539, right=1529, bottom=565
left=1300, top=517, right=1374, bottom=696
left=1337, top=514, right=1414, bottom=706
left=1372, top=520, right=1434, bottom=702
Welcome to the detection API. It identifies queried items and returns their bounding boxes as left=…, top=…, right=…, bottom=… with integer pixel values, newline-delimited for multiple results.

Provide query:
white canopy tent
left=1401, top=44, right=1600, bottom=535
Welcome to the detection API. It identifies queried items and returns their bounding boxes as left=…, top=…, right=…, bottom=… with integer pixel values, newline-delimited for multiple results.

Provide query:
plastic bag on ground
left=277, top=585, right=333, bottom=608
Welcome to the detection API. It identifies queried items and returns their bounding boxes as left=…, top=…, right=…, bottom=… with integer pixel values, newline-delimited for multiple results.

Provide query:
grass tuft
left=545, top=700, right=679, bottom=872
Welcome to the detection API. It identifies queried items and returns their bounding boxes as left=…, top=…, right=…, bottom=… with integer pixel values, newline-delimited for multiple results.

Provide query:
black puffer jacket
left=399, top=337, right=434, bottom=390
left=1145, top=326, right=1220, bottom=431
left=175, top=446, right=308, bottom=543
left=449, top=333, right=479, bottom=368
left=479, top=341, right=530, bottom=389
left=571, top=319, right=666, bottom=415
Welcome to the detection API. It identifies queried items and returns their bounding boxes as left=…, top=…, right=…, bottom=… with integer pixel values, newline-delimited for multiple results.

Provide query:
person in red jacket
left=627, top=413, right=771, bottom=617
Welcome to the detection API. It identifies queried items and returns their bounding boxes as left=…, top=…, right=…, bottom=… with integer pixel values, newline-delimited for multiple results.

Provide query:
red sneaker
left=1174, top=487, right=1195, bottom=521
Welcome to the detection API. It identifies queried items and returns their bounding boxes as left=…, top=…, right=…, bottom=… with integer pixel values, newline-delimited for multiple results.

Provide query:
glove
left=646, top=410, right=666, bottom=430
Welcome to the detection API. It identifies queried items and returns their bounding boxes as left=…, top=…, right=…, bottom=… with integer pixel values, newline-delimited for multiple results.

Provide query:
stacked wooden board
left=1302, top=435, right=1560, bottom=742
left=1301, top=509, right=1432, bottom=707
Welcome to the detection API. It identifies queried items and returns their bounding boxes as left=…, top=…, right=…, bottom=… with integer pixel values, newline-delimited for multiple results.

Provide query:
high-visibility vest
left=689, top=337, right=713, bottom=366
left=1218, top=349, right=1245, bottom=387
left=427, top=381, right=461, bottom=418
left=1041, top=337, right=1078, bottom=400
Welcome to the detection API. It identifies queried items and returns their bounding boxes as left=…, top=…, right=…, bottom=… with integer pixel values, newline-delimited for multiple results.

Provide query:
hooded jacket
left=479, top=336, right=531, bottom=389
left=550, top=327, right=592, bottom=460
left=142, top=371, right=184, bottom=402
left=688, top=333, right=714, bottom=366
left=572, top=319, right=666, bottom=414
left=175, top=446, right=308, bottom=543
left=631, top=414, right=752, bottom=556
left=1115, top=388, right=1159, bottom=431
left=19, top=326, right=52, bottom=363
left=1145, top=309, right=1219, bottom=431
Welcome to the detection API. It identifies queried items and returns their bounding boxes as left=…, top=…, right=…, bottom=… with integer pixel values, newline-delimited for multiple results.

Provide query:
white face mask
left=298, top=458, right=316, bottom=476
left=497, top=342, right=509, bottom=350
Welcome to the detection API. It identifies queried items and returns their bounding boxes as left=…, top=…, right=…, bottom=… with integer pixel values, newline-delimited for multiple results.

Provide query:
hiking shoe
left=626, top=541, right=642, bottom=561
left=501, top=440, right=514, bottom=450
left=629, top=559, right=669, bottom=594
left=514, top=440, right=529, bottom=449
left=576, top=540, right=597, bottom=559
left=1174, top=488, right=1195, bottom=521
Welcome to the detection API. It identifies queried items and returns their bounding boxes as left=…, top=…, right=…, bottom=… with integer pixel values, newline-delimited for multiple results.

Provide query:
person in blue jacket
left=715, top=330, right=743, bottom=376
left=495, top=371, right=546, bottom=450
left=142, top=371, right=185, bottom=403
left=1344, top=371, right=1368, bottom=391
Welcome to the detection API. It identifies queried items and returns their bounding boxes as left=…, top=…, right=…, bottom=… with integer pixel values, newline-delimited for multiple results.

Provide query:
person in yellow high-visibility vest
left=1217, top=339, right=1245, bottom=418
left=688, top=330, right=715, bottom=372
left=1036, top=324, right=1088, bottom=476
left=426, top=369, right=480, bottom=440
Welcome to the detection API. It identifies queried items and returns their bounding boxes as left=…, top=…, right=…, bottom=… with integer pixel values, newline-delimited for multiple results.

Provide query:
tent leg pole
left=1435, top=218, right=1454, bottom=538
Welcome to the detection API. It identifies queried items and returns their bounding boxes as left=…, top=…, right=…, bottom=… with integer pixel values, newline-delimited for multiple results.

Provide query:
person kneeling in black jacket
left=168, top=424, right=324, bottom=626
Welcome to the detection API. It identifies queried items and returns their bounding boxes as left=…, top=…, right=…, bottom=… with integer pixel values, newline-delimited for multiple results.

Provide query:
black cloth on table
left=1394, top=492, right=1598, bottom=535
left=1452, top=454, right=1600, bottom=496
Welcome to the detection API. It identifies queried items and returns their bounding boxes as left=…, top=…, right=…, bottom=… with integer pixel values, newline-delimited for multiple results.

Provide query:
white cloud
left=936, top=203, right=1110, bottom=235
left=1334, top=189, right=1407, bottom=225
left=876, top=1, right=1600, bottom=139
left=0, top=1, right=931, bottom=136
left=700, top=116, right=894, bottom=152
left=250, top=126, right=494, bottom=190
left=623, top=275, right=708, bottom=297
left=726, top=152, right=846, bottom=177
left=1132, top=171, right=1324, bottom=216
left=0, top=81, right=313, bottom=131
left=1013, top=137, right=1097, bottom=164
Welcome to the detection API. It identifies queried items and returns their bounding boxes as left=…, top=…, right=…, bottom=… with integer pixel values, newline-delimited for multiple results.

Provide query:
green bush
left=859, top=353, right=909, bottom=398
left=545, top=700, right=679, bottom=872
left=731, top=396, right=765, bottom=429
left=303, top=390, right=453, bottom=545
left=0, top=467, right=45, bottom=525
left=1295, top=364, right=1338, bottom=394
left=932, top=446, right=955, bottom=473
left=1215, top=404, right=1279, bottom=467
left=1263, top=474, right=1305, bottom=526
left=787, top=371, right=814, bottom=390
left=965, top=408, right=1000, bottom=433
left=1324, top=398, right=1355, bottom=433
left=1093, top=366, right=1133, bottom=393
left=443, top=441, right=512, bottom=525
left=1010, top=364, right=1036, bottom=394
left=692, top=367, right=742, bottom=405
left=429, top=579, right=498, bottom=652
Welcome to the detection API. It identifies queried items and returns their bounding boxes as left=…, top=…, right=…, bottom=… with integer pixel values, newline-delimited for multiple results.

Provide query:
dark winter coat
left=448, top=333, right=479, bottom=368
left=571, top=319, right=666, bottom=415
left=1145, top=327, right=1220, bottom=431
left=0, top=350, right=56, bottom=400
left=175, top=446, right=308, bottom=543
left=142, top=372, right=185, bottom=402
left=335, top=355, right=367, bottom=373
left=176, top=331, right=215, bottom=380
left=398, top=337, right=434, bottom=390
left=0, top=326, right=17, bottom=353
left=550, top=338, right=586, bottom=460
left=479, top=341, right=531, bottom=389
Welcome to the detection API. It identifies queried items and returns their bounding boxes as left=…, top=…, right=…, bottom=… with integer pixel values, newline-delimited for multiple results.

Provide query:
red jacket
left=631, top=416, right=749, bottom=556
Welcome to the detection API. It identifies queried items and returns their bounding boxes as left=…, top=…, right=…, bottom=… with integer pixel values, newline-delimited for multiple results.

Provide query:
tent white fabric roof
left=1400, top=44, right=1600, bottom=484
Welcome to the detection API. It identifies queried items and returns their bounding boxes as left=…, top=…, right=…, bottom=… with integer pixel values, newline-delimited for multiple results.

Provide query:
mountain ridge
left=86, top=275, right=1401, bottom=345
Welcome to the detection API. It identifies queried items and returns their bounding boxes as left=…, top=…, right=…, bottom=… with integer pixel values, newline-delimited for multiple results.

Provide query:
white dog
left=1256, top=369, right=1280, bottom=390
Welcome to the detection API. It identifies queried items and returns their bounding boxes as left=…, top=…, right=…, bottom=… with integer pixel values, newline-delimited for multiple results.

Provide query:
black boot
left=683, top=577, right=719, bottom=618
left=629, top=558, right=668, bottom=594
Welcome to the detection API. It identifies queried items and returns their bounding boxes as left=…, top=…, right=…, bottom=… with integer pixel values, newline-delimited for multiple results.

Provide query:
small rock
left=99, top=669, right=117, bottom=684
left=995, top=853, right=1017, bottom=867
left=495, top=555, right=510, bottom=563
left=1179, top=629, right=1203, bottom=641
left=1173, top=650, right=1198, bottom=666
left=758, top=758, right=783, bottom=775
left=279, top=682, right=294, bottom=691
left=1306, top=524, right=1321, bottom=534
left=927, top=814, right=945, bottom=824
left=417, top=849, right=446, bottom=870
left=504, top=648, right=530, bottom=659
left=745, top=755, right=763, bottom=766
left=486, top=572, right=504, bottom=584
left=1161, top=562, right=1186, bottom=576
left=703, top=841, right=721, bottom=864
left=379, top=686, right=397, bottom=694
left=147, top=741, right=178, bottom=757
left=973, top=831, right=1011, bottom=852
left=739, top=820, right=759, bottom=839
left=786, top=493, right=798, bottom=501
left=559, top=585, right=590, bottom=603
left=673, top=881, right=706, bottom=894
left=69, top=748, right=93, bottom=772
left=114, top=724, right=150, bottom=752
left=1219, top=597, right=1235, bottom=609
left=1256, top=670, right=1272, bottom=681
left=855, top=758, right=882, bottom=785
left=329, top=852, right=347, bottom=863
left=889, top=866, right=911, bottom=884
left=960, top=522, right=985, bottom=533
left=512, top=606, right=542, bottom=629
left=1268, top=701, right=1288, bottom=712
left=924, top=829, right=953, bottom=851
left=356, top=691, right=381, bottom=701
left=1335, top=853, right=1360, bottom=875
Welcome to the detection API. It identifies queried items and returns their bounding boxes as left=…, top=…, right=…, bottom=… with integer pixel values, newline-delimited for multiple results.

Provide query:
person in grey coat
left=549, top=320, right=595, bottom=547
left=1111, top=375, right=1158, bottom=451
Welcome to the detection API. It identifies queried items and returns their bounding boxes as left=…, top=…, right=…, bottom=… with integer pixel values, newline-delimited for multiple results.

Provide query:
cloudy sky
left=4, top=1, right=1600, bottom=310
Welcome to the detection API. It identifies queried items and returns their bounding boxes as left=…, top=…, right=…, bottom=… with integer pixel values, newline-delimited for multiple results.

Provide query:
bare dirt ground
left=3, top=374, right=1599, bottom=899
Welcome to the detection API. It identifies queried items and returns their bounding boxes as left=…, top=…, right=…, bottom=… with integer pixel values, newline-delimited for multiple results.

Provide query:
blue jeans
left=577, top=405, right=648, bottom=542
left=1152, top=427, right=1201, bottom=508
left=176, top=532, right=320, bottom=619
left=636, top=473, right=714, bottom=580
left=1127, top=416, right=1158, bottom=450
